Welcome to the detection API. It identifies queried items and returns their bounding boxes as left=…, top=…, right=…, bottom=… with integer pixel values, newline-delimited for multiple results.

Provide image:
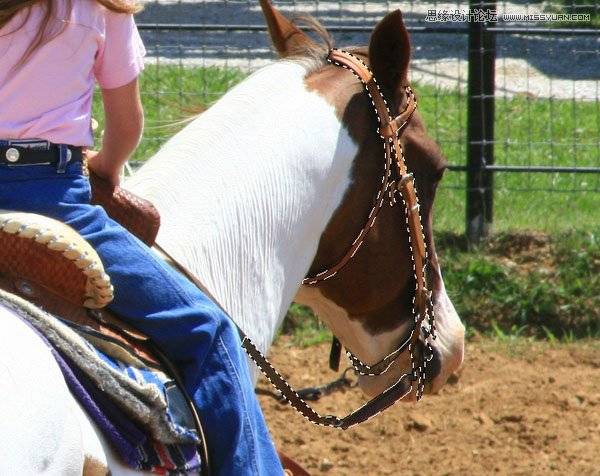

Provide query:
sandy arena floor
left=258, top=337, right=600, bottom=475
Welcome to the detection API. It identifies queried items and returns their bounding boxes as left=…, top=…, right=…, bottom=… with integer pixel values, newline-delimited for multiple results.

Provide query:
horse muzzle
left=356, top=317, right=465, bottom=400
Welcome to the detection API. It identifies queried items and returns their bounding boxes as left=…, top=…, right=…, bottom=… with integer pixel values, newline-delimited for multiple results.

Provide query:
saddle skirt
left=0, top=181, right=208, bottom=474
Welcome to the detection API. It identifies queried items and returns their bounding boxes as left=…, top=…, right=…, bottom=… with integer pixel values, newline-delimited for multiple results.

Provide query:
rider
left=0, top=1, right=283, bottom=474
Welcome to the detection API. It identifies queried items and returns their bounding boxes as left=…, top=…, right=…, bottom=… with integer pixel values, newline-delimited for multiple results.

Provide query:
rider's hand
left=85, top=149, right=121, bottom=187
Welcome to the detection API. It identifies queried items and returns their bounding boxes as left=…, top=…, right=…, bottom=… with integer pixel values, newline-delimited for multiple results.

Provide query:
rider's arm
left=88, top=79, right=144, bottom=185
left=89, top=10, right=146, bottom=185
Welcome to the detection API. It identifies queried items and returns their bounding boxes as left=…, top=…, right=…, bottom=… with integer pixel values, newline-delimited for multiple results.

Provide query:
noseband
left=241, top=49, right=437, bottom=429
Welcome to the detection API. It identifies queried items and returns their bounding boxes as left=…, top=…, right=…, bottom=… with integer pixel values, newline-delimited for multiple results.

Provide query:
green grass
left=92, top=65, right=599, bottom=343
left=93, top=64, right=599, bottom=235
left=281, top=304, right=332, bottom=347
left=415, top=83, right=600, bottom=234
left=438, top=229, right=600, bottom=340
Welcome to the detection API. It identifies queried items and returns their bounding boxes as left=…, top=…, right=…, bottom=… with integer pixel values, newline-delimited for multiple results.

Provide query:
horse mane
left=173, top=15, right=333, bottom=120
left=285, top=14, right=333, bottom=74
left=283, top=18, right=370, bottom=75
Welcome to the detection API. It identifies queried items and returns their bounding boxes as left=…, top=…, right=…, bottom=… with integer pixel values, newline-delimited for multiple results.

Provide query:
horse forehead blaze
left=259, top=0, right=464, bottom=400
left=303, top=61, right=446, bottom=335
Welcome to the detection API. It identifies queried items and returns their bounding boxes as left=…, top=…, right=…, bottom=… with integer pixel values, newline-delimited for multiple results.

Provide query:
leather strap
left=302, top=49, right=434, bottom=403
left=278, top=451, right=311, bottom=476
left=241, top=334, right=413, bottom=430
left=302, top=51, right=417, bottom=286
left=328, top=336, right=342, bottom=372
left=152, top=48, right=434, bottom=431
left=0, top=144, right=83, bottom=166
left=304, top=49, right=434, bottom=397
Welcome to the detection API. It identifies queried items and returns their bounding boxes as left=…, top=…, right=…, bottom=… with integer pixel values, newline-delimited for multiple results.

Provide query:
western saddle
left=0, top=172, right=163, bottom=367
left=0, top=173, right=310, bottom=476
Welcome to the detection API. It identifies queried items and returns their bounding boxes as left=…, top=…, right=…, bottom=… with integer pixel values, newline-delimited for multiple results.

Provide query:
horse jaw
left=356, top=278, right=465, bottom=399
left=127, top=61, right=358, bottom=378
left=293, top=285, right=417, bottom=399
left=295, top=263, right=465, bottom=399
left=294, top=285, right=413, bottom=365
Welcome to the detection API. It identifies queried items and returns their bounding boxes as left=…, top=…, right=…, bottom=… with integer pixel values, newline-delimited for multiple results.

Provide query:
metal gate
left=129, top=0, right=600, bottom=239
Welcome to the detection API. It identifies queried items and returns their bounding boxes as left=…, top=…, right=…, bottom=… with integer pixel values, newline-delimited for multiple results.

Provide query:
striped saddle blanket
left=0, top=288, right=204, bottom=474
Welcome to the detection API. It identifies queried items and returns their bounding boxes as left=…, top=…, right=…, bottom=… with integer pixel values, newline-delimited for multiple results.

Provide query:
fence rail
left=132, top=1, right=600, bottom=238
left=137, top=22, right=600, bottom=36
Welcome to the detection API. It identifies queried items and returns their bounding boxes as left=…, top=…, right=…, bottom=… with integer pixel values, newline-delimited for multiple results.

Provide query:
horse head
left=260, top=1, right=465, bottom=399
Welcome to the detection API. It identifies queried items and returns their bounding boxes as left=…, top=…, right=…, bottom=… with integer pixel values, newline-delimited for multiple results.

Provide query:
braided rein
left=243, top=49, right=439, bottom=430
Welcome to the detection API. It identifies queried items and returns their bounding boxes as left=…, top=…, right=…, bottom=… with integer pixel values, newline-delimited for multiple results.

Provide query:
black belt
left=0, top=142, right=83, bottom=167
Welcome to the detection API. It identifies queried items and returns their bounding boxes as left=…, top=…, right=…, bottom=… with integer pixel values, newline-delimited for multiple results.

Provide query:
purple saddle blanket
left=0, top=288, right=203, bottom=474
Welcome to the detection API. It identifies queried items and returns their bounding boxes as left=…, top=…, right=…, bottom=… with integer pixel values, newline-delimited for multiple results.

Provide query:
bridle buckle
left=397, top=173, right=414, bottom=192
left=381, top=121, right=399, bottom=139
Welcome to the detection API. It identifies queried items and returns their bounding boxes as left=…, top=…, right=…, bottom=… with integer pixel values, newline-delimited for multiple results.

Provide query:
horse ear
left=368, top=10, right=411, bottom=96
left=259, top=0, right=316, bottom=57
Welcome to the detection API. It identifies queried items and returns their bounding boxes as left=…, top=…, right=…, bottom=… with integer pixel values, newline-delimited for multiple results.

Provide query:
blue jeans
left=0, top=160, right=282, bottom=476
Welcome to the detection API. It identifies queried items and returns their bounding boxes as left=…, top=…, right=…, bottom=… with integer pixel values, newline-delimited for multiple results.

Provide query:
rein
left=158, top=48, right=437, bottom=430
left=302, top=48, right=437, bottom=392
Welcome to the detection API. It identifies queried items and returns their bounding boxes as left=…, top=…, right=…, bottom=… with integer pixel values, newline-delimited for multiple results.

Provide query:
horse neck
left=127, top=61, right=357, bottom=354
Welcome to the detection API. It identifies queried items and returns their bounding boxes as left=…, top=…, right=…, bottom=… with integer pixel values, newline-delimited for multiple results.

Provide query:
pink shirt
left=0, top=0, right=146, bottom=146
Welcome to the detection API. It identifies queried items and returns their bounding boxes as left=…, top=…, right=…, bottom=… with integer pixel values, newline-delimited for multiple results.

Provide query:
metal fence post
left=466, top=1, right=496, bottom=244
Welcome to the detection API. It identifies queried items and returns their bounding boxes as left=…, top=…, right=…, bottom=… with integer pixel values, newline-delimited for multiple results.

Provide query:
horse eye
left=433, top=165, right=447, bottom=182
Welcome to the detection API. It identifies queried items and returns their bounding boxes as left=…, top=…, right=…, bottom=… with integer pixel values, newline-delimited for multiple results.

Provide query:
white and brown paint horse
left=0, top=3, right=464, bottom=474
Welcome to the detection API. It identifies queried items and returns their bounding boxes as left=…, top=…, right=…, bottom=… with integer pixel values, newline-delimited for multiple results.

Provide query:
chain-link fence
left=120, top=1, right=600, bottom=237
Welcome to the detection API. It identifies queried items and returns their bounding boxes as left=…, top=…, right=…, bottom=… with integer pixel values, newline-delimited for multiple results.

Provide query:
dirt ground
left=257, top=337, right=600, bottom=476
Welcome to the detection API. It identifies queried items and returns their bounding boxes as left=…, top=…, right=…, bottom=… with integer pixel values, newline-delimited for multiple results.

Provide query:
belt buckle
left=5, top=148, right=20, bottom=163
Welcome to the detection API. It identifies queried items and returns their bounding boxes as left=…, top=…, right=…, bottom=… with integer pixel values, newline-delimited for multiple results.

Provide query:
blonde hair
left=0, top=0, right=141, bottom=66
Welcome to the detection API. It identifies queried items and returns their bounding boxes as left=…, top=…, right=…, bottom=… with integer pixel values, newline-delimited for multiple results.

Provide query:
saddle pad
left=12, top=311, right=203, bottom=474
left=0, top=288, right=203, bottom=474
left=0, top=274, right=163, bottom=368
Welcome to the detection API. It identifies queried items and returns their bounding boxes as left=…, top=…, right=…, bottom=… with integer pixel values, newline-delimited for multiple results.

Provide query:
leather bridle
left=161, top=48, right=437, bottom=430
left=242, top=49, right=437, bottom=429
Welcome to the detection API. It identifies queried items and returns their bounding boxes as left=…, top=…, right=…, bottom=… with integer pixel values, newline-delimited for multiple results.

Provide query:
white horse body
left=0, top=305, right=111, bottom=475
left=0, top=60, right=359, bottom=474
left=128, top=61, right=357, bottom=358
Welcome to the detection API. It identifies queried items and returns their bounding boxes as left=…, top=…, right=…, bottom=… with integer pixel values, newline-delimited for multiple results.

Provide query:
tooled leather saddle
left=0, top=172, right=163, bottom=367
left=0, top=172, right=309, bottom=476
